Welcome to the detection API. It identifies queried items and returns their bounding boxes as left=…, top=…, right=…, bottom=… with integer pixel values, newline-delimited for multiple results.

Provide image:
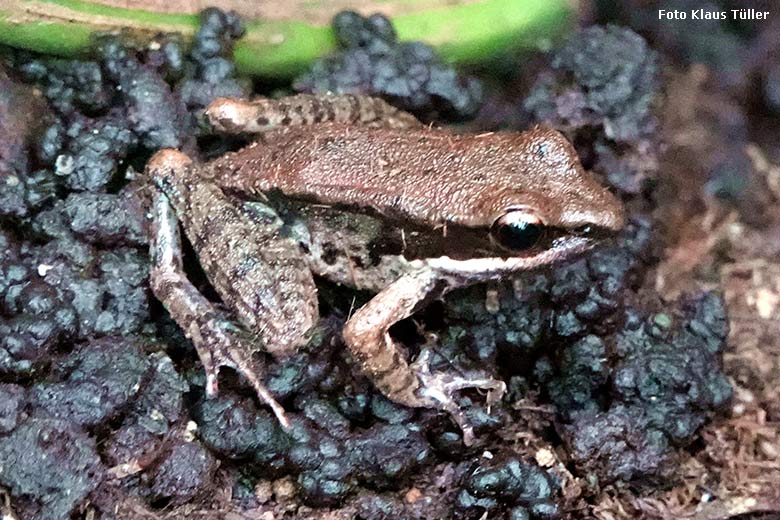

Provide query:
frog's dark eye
left=490, top=211, right=544, bottom=251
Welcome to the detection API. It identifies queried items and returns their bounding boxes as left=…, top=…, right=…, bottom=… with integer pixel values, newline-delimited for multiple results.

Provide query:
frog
left=145, top=93, right=625, bottom=445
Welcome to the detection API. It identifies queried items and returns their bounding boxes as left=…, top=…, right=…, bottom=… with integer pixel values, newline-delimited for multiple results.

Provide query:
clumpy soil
left=0, top=3, right=778, bottom=519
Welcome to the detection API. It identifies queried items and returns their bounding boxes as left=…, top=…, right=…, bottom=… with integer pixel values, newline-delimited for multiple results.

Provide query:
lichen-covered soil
left=0, top=3, right=778, bottom=519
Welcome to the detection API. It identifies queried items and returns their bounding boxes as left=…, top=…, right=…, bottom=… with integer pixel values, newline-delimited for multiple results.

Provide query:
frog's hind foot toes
left=198, top=315, right=291, bottom=430
left=409, top=349, right=506, bottom=446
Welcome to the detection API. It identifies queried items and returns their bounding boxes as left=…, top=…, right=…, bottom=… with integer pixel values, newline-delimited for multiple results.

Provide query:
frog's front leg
left=205, top=93, right=422, bottom=133
left=342, top=268, right=506, bottom=446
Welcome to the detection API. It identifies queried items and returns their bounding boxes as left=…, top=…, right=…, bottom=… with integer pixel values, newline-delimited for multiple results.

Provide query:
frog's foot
left=409, top=348, right=506, bottom=446
left=197, top=316, right=291, bottom=430
left=149, top=186, right=290, bottom=430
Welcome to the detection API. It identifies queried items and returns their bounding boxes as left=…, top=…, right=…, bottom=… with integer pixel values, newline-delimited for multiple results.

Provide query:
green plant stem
left=0, top=0, right=575, bottom=78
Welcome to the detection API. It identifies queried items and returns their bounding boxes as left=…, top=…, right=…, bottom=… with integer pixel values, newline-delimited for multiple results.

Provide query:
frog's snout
left=569, top=174, right=626, bottom=234
left=597, top=192, right=626, bottom=233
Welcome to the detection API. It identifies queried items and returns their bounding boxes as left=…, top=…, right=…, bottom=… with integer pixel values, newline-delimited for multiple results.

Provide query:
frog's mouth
left=416, top=235, right=595, bottom=282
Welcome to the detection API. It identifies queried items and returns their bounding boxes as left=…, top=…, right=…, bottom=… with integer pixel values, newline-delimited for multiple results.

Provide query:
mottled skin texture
left=147, top=93, right=625, bottom=444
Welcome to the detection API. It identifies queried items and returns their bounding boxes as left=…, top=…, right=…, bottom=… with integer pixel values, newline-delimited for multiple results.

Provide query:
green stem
left=0, top=0, right=575, bottom=78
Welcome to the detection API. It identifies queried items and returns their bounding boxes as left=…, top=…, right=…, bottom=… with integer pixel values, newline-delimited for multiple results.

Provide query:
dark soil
left=0, top=3, right=778, bottom=519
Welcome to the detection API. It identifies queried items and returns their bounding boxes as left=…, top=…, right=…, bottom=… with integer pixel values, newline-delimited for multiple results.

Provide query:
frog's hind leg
left=342, top=268, right=506, bottom=446
left=151, top=188, right=290, bottom=427
left=148, top=150, right=294, bottom=429
left=205, top=93, right=422, bottom=134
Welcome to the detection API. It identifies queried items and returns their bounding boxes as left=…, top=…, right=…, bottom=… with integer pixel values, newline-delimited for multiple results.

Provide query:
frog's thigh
left=148, top=188, right=290, bottom=428
left=206, top=93, right=421, bottom=134
left=194, top=198, right=320, bottom=357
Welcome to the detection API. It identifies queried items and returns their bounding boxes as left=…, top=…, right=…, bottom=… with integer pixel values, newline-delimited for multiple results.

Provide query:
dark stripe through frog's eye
left=490, top=210, right=544, bottom=252
left=574, top=225, right=594, bottom=237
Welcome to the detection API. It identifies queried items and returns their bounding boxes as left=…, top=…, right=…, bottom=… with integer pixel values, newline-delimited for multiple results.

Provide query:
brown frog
left=146, top=94, right=624, bottom=445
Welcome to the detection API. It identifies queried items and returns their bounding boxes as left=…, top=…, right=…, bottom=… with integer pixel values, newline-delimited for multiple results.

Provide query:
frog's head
left=485, top=128, right=625, bottom=255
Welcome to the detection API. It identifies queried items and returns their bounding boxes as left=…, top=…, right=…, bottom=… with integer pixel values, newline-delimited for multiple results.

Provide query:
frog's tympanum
left=146, top=94, right=624, bottom=445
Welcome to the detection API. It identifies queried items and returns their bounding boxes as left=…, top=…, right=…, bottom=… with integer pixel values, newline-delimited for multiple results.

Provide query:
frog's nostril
left=571, top=222, right=617, bottom=240
left=574, top=225, right=594, bottom=236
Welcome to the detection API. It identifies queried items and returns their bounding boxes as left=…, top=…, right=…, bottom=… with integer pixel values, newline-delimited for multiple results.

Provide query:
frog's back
left=207, top=123, right=606, bottom=230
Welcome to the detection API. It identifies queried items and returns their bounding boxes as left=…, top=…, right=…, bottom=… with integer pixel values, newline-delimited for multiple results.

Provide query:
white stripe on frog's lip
left=411, top=236, right=593, bottom=285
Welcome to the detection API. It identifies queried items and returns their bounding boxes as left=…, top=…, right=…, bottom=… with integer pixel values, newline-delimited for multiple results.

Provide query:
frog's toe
left=197, top=316, right=292, bottom=430
left=409, top=349, right=506, bottom=446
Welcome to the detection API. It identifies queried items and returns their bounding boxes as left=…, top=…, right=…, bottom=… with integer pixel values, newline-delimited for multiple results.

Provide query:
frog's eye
left=490, top=210, right=544, bottom=251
